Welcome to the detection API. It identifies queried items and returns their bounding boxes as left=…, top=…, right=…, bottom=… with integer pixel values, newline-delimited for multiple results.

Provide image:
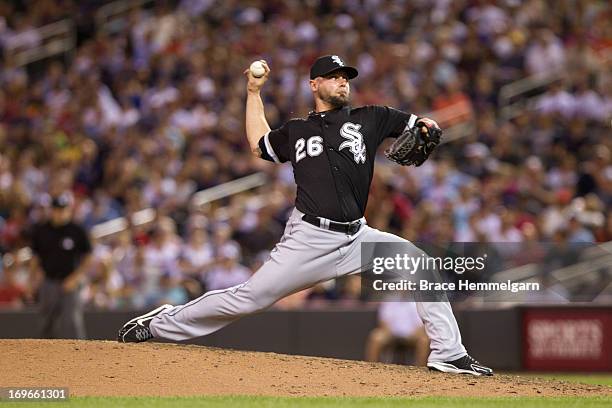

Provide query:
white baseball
left=250, top=60, right=266, bottom=78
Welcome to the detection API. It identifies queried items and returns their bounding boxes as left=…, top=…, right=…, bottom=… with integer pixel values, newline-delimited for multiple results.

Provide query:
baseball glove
left=384, top=120, right=442, bottom=167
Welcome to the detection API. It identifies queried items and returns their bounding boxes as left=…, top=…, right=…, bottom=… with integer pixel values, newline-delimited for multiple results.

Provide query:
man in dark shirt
left=234, top=208, right=283, bottom=264
left=118, top=56, right=493, bottom=376
left=30, top=193, right=92, bottom=339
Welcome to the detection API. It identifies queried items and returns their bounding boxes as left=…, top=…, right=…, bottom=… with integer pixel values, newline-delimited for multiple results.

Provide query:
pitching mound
left=1, top=339, right=610, bottom=397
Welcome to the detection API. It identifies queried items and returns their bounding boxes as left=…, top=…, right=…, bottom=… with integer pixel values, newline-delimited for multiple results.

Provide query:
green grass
left=1, top=396, right=611, bottom=408
left=1, top=377, right=609, bottom=407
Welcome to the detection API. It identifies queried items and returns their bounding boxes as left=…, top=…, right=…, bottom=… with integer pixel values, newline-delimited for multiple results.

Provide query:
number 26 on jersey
left=295, top=136, right=323, bottom=162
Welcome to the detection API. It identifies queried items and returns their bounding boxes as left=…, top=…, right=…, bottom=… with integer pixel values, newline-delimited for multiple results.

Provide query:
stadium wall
left=1, top=307, right=610, bottom=371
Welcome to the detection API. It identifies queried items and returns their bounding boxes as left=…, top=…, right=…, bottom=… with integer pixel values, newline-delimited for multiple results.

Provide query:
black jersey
left=30, top=221, right=92, bottom=280
left=258, top=105, right=416, bottom=221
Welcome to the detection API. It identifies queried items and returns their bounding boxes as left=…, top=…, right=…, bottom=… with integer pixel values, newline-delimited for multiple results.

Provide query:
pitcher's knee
left=228, top=291, right=269, bottom=315
left=239, top=302, right=262, bottom=315
left=233, top=288, right=275, bottom=314
left=250, top=288, right=285, bottom=312
left=219, top=281, right=277, bottom=315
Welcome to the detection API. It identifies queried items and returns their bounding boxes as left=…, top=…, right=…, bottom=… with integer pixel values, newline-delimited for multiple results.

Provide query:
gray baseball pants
left=150, top=208, right=466, bottom=362
left=39, top=278, right=86, bottom=339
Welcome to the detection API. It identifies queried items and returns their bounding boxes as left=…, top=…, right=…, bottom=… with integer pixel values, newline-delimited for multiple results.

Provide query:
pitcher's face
left=311, top=71, right=351, bottom=108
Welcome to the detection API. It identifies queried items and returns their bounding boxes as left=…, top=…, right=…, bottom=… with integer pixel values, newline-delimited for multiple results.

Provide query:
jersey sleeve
left=372, top=105, right=419, bottom=145
left=77, top=225, right=92, bottom=255
left=28, top=225, right=41, bottom=255
left=257, top=123, right=290, bottom=163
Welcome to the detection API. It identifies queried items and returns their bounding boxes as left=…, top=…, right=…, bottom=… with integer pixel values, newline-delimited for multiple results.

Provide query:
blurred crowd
left=0, top=0, right=611, bottom=310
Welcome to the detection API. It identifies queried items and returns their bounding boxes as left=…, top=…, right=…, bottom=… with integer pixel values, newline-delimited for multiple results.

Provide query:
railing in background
left=487, top=241, right=612, bottom=302
left=90, top=171, right=268, bottom=239
left=4, top=19, right=76, bottom=67
left=424, top=100, right=475, bottom=144
left=427, top=99, right=472, bottom=126
left=95, top=0, right=156, bottom=34
left=190, top=172, right=268, bottom=208
left=498, top=71, right=564, bottom=121
left=9, top=172, right=269, bottom=264
left=90, top=208, right=156, bottom=239
left=498, top=49, right=611, bottom=121
left=2, top=0, right=160, bottom=67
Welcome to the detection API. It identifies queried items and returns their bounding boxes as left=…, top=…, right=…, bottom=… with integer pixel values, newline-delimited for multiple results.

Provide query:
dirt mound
left=1, top=339, right=610, bottom=397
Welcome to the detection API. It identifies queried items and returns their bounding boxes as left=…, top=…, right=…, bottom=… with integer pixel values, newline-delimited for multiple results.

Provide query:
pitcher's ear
left=309, top=79, right=318, bottom=92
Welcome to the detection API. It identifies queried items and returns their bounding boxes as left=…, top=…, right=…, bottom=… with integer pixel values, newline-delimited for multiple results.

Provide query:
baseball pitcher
left=118, top=55, right=493, bottom=376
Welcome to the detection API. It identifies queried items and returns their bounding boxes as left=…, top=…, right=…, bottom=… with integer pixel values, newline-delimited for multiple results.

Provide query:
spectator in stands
left=597, top=212, right=612, bottom=242
left=143, top=219, right=182, bottom=281
left=365, top=301, right=430, bottom=366
left=0, top=0, right=609, bottom=308
left=566, top=216, right=595, bottom=243
left=0, top=254, right=28, bottom=309
left=205, top=244, right=251, bottom=292
left=180, top=224, right=214, bottom=279
left=81, top=236, right=124, bottom=310
left=234, top=208, right=283, bottom=265
left=147, top=270, right=190, bottom=307
left=525, top=26, right=566, bottom=76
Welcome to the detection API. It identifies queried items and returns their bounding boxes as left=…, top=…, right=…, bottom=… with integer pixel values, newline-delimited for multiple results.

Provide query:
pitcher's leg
left=150, top=227, right=340, bottom=341
left=414, top=301, right=465, bottom=362
left=337, top=226, right=466, bottom=362
left=149, top=278, right=269, bottom=341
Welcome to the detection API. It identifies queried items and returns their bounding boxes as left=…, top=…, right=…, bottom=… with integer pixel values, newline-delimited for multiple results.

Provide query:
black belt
left=302, top=214, right=363, bottom=235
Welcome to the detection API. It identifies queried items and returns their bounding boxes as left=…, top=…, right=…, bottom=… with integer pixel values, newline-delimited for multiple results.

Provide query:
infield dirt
left=1, top=339, right=610, bottom=397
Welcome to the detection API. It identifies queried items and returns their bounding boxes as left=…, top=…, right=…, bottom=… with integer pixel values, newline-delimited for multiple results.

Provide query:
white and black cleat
left=427, top=354, right=493, bottom=376
left=117, top=304, right=173, bottom=343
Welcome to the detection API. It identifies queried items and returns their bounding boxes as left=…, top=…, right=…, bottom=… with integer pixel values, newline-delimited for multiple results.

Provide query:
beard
left=320, top=89, right=350, bottom=108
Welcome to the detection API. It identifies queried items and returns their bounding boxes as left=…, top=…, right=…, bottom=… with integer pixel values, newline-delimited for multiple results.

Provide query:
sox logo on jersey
left=339, top=122, right=366, bottom=164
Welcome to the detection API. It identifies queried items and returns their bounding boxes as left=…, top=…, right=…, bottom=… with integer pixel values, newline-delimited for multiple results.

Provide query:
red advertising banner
left=523, top=307, right=612, bottom=371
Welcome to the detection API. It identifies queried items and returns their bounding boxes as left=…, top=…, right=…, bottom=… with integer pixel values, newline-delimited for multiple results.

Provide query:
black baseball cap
left=51, top=193, right=73, bottom=208
left=310, top=55, right=358, bottom=80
